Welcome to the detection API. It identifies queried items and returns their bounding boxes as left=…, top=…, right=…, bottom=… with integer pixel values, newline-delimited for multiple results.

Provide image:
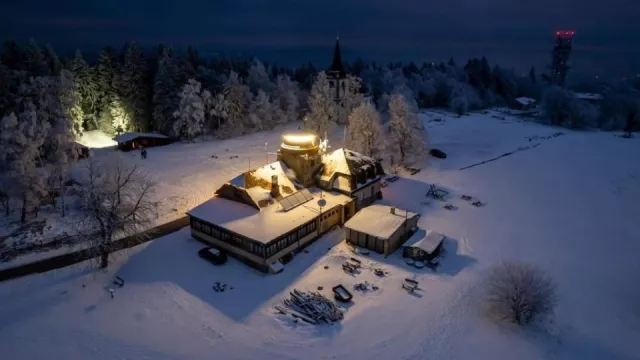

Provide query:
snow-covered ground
left=1, top=111, right=639, bottom=359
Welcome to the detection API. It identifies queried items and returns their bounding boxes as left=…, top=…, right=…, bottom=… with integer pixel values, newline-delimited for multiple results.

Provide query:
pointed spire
left=329, top=37, right=345, bottom=77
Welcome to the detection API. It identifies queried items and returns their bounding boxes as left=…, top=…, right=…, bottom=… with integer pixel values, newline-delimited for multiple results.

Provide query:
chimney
left=270, top=175, right=280, bottom=198
left=390, top=207, right=396, bottom=215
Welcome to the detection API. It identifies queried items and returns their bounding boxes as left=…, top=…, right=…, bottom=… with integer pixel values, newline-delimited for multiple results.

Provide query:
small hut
left=344, top=204, right=419, bottom=256
left=114, top=132, right=172, bottom=151
left=403, top=229, right=445, bottom=261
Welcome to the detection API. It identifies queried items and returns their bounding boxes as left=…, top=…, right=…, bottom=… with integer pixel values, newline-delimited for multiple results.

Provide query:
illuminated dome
left=280, top=132, right=319, bottom=152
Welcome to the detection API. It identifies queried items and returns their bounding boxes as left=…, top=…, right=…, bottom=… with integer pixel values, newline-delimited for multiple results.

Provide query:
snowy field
left=1, top=111, right=639, bottom=359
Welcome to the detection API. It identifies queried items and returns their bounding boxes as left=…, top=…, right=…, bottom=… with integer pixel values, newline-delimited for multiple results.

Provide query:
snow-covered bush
left=483, top=261, right=557, bottom=325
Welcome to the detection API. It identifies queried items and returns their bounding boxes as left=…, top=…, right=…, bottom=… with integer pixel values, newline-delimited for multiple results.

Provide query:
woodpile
left=278, top=289, right=344, bottom=324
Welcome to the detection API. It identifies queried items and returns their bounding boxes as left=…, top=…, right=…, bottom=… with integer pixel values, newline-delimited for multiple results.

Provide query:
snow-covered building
left=113, top=132, right=172, bottom=151
left=187, top=132, right=385, bottom=273
left=512, top=97, right=537, bottom=110
left=344, top=204, right=419, bottom=256
left=575, top=92, right=604, bottom=104
left=402, top=229, right=446, bottom=261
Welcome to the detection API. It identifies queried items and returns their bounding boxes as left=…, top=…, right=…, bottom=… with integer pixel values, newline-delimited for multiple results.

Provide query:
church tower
left=327, top=37, right=346, bottom=101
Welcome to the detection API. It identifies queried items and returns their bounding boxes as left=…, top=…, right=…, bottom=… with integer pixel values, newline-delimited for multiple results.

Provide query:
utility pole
left=265, top=142, right=268, bottom=165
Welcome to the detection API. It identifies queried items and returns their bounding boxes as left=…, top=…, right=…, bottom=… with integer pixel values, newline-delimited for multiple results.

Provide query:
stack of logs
left=278, top=289, right=344, bottom=324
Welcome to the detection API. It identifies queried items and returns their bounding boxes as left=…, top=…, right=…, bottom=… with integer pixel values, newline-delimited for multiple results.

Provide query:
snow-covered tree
left=70, top=49, right=98, bottom=125
left=346, top=102, right=384, bottom=157
left=247, top=59, right=275, bottom=95
left=59, top=69, right=84, bottom=138
left=449, top=80, right=482, bottom=115
left=337, top=75, right=364, bottom=124
left=44, top=44, right=62, bottom=75
left=153, top=48, right=181, bottom=133
left=110, top=96, right=132, bottom=135
left=95, top=46, right=119, bottom=124
left=217, top=71, right=250, bottom=138
left=388, top=93, right=427, bottom=165
left=542, top=86, right=575, bottom=127
left=25, top=39, right=49, bottom=76
left=306, top=71, right=337, bottom=136
left=273, top=74, right=300, bottom=124
left=173, top=79, right=205, bottom=141
left=78, top=157, right=157, bottom=268
left=248, top=90, right=274, bottom=131
left=0, top=109, right=49, bottom=222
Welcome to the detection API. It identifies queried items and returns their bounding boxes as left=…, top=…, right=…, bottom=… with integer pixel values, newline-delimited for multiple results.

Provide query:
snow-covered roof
left=113, top=132, right=169, bottom=143
left=188, top=188, right=352, bottom=243
left=515, top=97, right=536, bottom=105
left=575, top=93, right=604, bottom=101
left=344, top=204, right=418, bottom=239
left=321, top=148, right=352, bottom=178
left=404, top=229, right=446, bottom=254
left=320, top=148, right=382, bottom=190
left=226, top=161, right=298, bottom=209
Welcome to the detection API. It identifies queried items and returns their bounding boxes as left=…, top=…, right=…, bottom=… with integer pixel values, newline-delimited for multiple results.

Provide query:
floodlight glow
left=282, top=133, right=317, bottom=146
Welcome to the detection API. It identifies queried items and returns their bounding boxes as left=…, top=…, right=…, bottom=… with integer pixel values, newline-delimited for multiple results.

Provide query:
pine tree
left=153, top=48, right=181, bottom=133
left=173, top=79, right=205, bottom=141
left=306, top=71, right=337, bottom=136
left=44, top=44, right=62, bottom=75
left=58, top=69, right=84, bottom=139
left=70, top=49, right=98, bottom=127
left=96, top=46, right=119, bottom=112
left=217, top=71, right=250, bottom=138
left=346, top=102, right=384, bottom=157
left=25, top=39, right=49, bottom=76
left=116, top=42, right=150, bottom=131
left=1, top=41, right=25, bottom=70
left=388, top=93, right=427, bottom=164
left=110, top=96, right=132, bottom=135
left=528, top=67, right=537, bottom=85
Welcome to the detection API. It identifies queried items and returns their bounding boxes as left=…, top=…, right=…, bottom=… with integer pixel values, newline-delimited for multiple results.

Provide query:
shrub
left=484, top=261, right=557, bottom=325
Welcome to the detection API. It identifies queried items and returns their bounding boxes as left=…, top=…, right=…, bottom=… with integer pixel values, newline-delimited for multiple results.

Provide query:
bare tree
left=483, top=261, right=557, bottom=325
left=79, top=156, right=158, bottom=268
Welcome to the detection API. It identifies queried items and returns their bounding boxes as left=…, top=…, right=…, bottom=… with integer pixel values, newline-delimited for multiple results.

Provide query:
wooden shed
left=113, top=132, right=172, bottom=151
left=344, top=204, right=419, bottom=256
left=403, top=229, right=445, bottom=261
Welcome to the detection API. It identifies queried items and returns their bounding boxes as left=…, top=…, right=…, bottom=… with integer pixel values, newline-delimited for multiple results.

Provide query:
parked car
left=198, top=247, right=228, bottom=265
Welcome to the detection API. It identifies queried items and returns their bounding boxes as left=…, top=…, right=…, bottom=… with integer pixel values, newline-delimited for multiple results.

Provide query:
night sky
left=1, top=0, right=639, bottom=78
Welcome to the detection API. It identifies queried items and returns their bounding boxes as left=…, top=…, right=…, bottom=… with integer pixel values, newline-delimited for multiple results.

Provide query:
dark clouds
left=1, top=0, right=638, bottom=77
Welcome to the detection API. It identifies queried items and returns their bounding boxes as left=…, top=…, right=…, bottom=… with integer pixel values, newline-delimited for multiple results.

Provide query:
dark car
left=198, top=247, right=228, bottom=265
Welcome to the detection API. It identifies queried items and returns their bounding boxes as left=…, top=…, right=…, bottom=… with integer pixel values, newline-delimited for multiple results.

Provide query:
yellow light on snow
left=282, top=133, right=317, bottom=146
